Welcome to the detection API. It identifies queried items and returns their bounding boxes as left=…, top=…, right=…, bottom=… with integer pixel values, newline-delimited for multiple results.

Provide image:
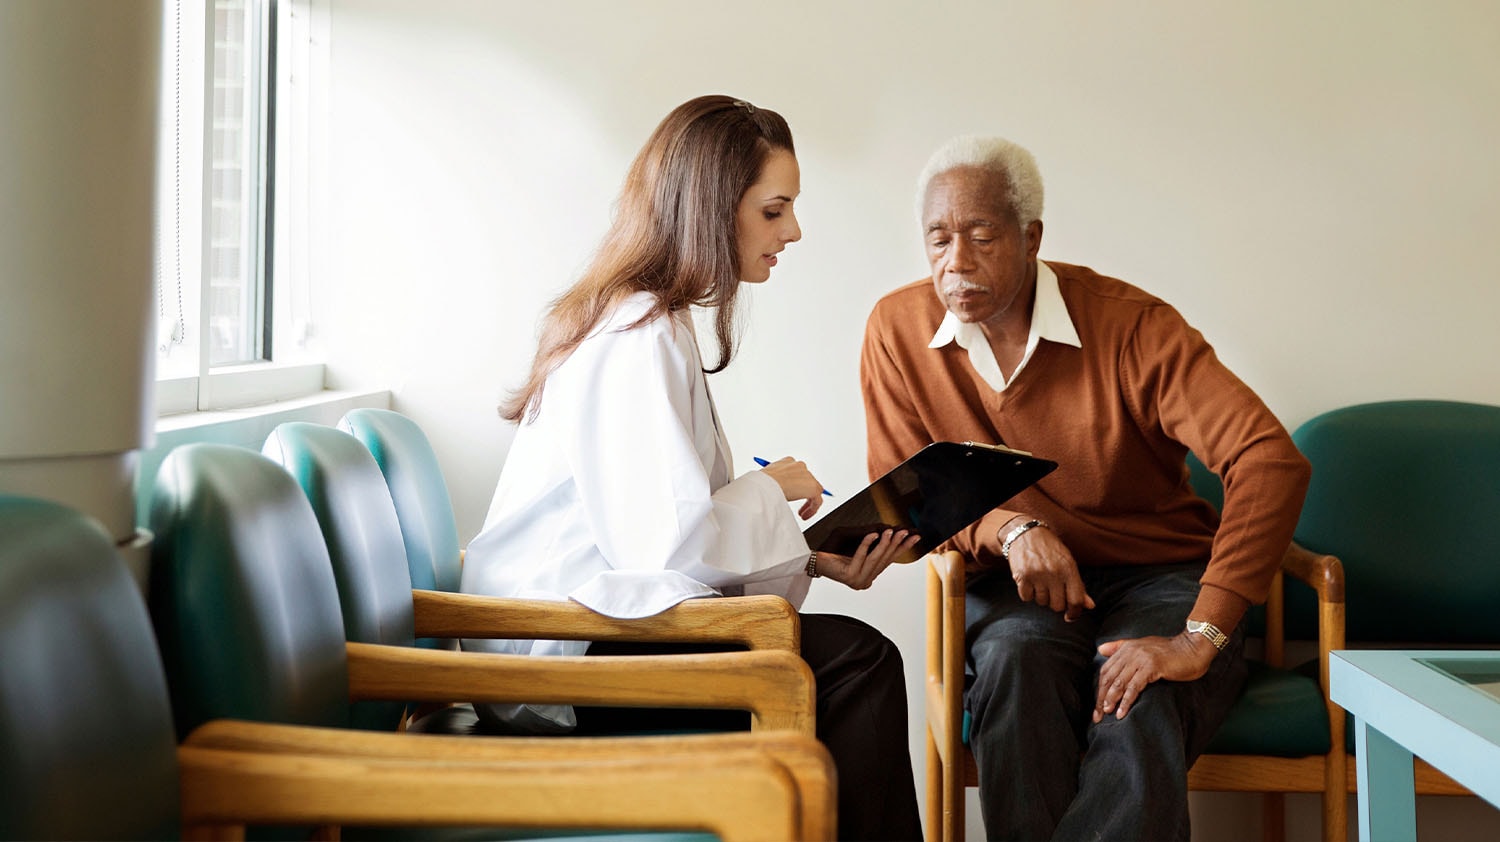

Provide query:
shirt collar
left=928, top=260, right=1080, bottom=350
left=927, top=260, right=1081, bottom=390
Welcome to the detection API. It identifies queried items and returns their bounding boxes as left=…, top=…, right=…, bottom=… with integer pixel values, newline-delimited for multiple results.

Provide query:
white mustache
left=943, top=280, right=987, bottom=295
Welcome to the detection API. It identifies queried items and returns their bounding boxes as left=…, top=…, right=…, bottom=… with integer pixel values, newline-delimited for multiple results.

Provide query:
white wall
left=316, top=2, right=1500, bottom=839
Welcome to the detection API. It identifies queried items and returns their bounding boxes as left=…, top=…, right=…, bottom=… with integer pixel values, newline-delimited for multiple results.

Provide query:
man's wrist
left=1184, top=619, right=1228, bottom=652
left=1000, top=519, right=1048, bottom=563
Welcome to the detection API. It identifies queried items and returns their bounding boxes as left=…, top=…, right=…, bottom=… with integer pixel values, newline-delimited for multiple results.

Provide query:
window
left=156, top=0, right=323, bottom=415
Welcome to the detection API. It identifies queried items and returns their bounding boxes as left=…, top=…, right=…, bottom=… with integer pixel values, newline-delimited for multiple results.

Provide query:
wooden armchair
left=339, top=407, right=804, bottom=653
left=924, top=539, right=1347, bottom=842
left=1, top=494, right=829, bottom=842
left=1290, top=400, right=1500, bottom=805
left=338, top=408, right=800, bottom=641
left=261, top=421, right=808, bottom=735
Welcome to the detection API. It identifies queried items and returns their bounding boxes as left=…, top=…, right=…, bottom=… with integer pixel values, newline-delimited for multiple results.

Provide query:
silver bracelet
left=805, top=551, right=820, bottom=578
left=1000, top=518, right=1047, bottom=563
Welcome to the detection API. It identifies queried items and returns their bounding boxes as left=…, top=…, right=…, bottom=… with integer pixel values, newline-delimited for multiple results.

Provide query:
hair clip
left=731, top=99, right=757, bottom=114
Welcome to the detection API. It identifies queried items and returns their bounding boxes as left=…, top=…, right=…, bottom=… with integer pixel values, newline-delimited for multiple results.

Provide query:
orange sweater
left=860, top=261, right=1310, bottom=631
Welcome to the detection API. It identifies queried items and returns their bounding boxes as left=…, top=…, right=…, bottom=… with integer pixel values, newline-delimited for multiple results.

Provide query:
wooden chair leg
left=926, top=729, right=943, bottom=842
left=1261, top=793, right=1285, bottom=842
left=943, top=757, right=964, bottom=842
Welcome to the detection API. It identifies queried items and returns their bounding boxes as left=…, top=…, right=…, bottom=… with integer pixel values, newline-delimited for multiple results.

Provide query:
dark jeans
left=583, top=612, right=923, bottom=842
left=965, top=562, right=1248, bottom=842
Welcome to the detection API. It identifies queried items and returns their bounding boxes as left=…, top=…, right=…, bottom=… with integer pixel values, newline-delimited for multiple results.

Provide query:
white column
left=0, top=0, right=163, bottom=582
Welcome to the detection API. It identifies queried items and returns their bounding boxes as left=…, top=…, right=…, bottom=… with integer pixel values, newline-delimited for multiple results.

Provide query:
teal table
left=1329, top=650, right=1500, bottom=841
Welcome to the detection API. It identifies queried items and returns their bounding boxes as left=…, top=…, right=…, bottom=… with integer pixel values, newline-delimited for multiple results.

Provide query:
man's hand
left=1092, top=632, right=1218, bottom=721
left=1004, top=521, right=1096, bottom=621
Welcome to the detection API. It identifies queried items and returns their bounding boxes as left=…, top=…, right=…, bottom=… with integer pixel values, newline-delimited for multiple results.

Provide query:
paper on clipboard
left=802, top=441, right=1057, bottom=563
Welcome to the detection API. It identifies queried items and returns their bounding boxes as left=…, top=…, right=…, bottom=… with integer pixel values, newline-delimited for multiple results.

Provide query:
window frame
left=155, top=0, right=327, bottom=419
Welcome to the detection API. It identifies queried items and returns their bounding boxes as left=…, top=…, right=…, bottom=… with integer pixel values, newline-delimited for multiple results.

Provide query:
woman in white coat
left=461, top=95, right=922, bottom=841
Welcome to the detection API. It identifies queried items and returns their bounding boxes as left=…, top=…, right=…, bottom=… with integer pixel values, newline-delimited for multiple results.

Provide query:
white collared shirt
left=928, top=260, right=1081, bottom=391
left=460, top=292, right=812, bottom=732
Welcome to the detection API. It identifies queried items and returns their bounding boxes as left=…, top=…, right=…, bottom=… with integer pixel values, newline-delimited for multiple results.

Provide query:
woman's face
left=735, top=148, right=802, bottom=284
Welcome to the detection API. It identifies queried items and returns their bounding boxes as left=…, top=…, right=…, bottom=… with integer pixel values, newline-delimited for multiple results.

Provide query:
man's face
left=922, top=166, right=1042, bottom=324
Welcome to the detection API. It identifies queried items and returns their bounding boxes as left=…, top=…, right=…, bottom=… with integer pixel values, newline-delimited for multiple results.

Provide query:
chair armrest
left=1272, top=539, right=1349, bottom=816
left=411, top=590, right=799, bottom=651
left=344, top=641, right=815, bottom=734
left=1279, top=542, right=1345, bottom=606
left=176, top=744, right=806, bottom=842
left=184, top=721, right=835, bottom=842
left=1276, top=541, right=1347, bottom=684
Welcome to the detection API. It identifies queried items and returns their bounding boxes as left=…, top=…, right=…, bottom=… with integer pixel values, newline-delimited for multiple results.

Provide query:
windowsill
left=138, top=387, right=392, bottom=533
left=154, top=387, right=392, bottom=434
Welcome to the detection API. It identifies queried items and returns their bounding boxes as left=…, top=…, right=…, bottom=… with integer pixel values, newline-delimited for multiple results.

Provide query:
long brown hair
left=500, top=95, right=795, bottom=423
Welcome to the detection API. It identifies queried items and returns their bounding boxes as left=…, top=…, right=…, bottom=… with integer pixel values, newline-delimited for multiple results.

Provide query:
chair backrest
left=1292, top=399, right=1500, bottom=644
left=148, top=443, right=361, bottom=735
left=1185, top=451, right=1224, bottom=514
left=338, top=408, right=462, bottom=595
left=262, top=421, right=417, bottom=650
left=0, top=496, right=180, bottom=840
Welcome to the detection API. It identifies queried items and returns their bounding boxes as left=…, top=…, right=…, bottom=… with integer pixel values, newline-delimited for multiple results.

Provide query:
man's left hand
left=1091, top=632, right=1218, bottom=722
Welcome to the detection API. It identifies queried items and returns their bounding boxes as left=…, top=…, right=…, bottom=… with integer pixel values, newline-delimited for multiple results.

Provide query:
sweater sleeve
left=1122, top=304, right=1311, bottom=631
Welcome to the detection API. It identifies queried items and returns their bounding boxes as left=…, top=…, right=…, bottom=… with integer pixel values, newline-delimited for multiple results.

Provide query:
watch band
left=805, top=551, right=820, bottom=578
left=1185, top=619, right=1228, bottom=651
left=1000, top=519, right=1047, bottom=563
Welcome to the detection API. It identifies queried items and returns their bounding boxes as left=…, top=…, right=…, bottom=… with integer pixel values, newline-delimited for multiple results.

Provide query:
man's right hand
left=1003, top=520, right=1095, bottom=621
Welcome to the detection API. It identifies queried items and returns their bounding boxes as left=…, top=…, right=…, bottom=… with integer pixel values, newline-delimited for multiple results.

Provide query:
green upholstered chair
left=6, top=495, right=807, bottom=840
left=338, top=408, right=461, bottom=651
left=1291, top=399, right=1500, bottom=800
left=923, top=457, right=1347, bottom=842
left=260, top=420, right=813, bottom=735
left=338, top=408, right=462, bottom=602
left=147, top=443, right=835, bottom=840
left=1, top=494, right=180, bottom=840
left=332, top=408, right=809, bottom=674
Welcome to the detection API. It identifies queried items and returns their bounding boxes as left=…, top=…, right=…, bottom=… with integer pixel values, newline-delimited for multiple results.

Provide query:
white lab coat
left=460, top=292, right=812, bottom=732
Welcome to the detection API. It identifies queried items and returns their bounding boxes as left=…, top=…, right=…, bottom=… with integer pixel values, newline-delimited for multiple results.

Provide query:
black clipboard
left=802, top=441, right=1057, bottom=563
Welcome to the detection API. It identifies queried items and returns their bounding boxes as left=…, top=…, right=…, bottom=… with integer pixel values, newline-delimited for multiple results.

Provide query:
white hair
left=915, top=135, right=1044, bottom=228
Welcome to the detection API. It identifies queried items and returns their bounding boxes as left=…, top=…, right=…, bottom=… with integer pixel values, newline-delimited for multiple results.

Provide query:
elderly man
left=860, top=136, right=1310, bottom=841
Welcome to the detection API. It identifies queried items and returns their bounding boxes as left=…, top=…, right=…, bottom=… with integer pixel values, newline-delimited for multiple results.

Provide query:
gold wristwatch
left=1185, top=619, right=1228, bottom=651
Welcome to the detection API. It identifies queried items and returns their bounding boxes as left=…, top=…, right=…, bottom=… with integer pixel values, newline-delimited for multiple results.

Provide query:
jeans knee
left=969, top=635, right=1082, bottom=707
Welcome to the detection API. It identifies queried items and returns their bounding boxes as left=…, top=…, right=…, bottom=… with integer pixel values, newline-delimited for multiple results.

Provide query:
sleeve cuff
left=1188, top=583, right=1251, bottom=632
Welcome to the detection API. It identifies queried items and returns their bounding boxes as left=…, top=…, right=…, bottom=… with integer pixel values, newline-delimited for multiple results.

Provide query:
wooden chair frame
left=412, top=589, right=801, bottom=653
left=184, top=720, right=835, bottom=841
left=924, top=545, right=1350, bottom=842
left=347, top=637, right=815, bottom=734
left=178, top=733, right=828, bottom=842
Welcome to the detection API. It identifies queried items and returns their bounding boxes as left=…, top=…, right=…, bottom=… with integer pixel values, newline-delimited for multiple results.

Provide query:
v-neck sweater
left=860, top=261, right=1310, bottom=630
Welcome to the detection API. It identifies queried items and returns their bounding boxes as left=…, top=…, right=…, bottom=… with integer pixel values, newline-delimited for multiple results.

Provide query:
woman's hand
left=759, top=456, right=826, bottom=519
left=813, top=529, right=921, bottom=590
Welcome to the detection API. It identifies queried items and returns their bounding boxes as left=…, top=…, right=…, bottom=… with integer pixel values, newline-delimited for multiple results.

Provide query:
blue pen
left=752, top=456, right=834, bottom=496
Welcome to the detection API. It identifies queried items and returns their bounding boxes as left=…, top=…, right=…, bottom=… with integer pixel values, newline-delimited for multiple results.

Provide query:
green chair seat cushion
left=1203, top=660, right=1330, bottom=756
left=958, top=659, right=1330, bottom=758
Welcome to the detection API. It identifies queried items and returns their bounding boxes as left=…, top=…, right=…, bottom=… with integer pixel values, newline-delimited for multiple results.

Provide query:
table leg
left=1354, top=716, right=1416, bottom=842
